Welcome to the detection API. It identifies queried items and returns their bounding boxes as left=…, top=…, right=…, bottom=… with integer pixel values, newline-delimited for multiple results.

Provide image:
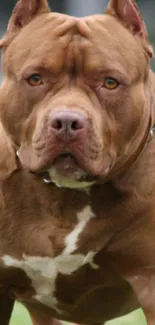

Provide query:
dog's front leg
left=126, top=267, right=155, bottom=325
left=0, top=290, right=14, bottom=325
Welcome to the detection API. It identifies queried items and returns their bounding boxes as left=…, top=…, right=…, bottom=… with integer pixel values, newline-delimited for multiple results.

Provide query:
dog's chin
left=43, top=154, right=96, bottom=190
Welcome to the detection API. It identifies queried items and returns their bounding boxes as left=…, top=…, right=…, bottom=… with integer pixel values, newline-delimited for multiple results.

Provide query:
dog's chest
left=2, top=205, right=100, bottom=312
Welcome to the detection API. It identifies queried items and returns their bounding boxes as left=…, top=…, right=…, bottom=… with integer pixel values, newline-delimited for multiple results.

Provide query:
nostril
left=71, top=120, right=83, bottom=130
left=56, top=119, right=63, bottom=130
left=51, top=119, right=63, bottom=130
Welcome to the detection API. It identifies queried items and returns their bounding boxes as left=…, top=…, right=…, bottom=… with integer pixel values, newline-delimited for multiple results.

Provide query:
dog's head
left=0, top=0, right=154, bottom=188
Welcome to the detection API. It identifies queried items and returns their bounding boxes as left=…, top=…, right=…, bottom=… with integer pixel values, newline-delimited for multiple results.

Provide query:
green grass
left=10, top=303, right=32, bottom=325
left=10, top=303, right=146, bottom=325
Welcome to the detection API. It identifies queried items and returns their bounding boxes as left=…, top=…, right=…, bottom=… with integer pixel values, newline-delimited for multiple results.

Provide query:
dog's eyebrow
left=103, top=69, right=130, bottom=83
left=20, top=63, right=61, bottom=79
left=86, top=68, right=130, bottom=84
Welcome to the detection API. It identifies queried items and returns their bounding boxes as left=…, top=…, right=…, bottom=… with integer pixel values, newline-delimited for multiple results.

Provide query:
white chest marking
left=2, top=205, right=98, bottom=312
left=63, top=205, right=95, bottom=254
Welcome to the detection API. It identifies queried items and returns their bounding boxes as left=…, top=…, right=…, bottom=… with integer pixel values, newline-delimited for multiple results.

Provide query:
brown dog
left=0, top=0, right=155, bottom=324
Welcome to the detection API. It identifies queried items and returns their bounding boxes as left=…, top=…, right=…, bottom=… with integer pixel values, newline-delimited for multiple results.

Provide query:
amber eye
left=27, top=74, right=42, bottom=87
left=104, top=77, right=119, bottom=90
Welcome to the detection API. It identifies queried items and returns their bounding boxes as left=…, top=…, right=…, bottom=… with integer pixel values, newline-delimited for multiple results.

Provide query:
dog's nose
left=51, top=111, right=86, bottom=140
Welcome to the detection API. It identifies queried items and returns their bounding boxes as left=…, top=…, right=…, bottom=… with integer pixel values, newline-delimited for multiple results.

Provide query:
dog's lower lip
left=54, top=153, right=77, bottom=164
left=53, top=153, right=79, bottom=173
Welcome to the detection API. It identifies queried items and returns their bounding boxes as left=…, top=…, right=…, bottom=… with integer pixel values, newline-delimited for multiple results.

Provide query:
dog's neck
left=110, top=69, right=155, bottom=192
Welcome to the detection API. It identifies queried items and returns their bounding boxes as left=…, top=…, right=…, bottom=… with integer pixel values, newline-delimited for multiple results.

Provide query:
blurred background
left=0, top=1, right=154, bottom=325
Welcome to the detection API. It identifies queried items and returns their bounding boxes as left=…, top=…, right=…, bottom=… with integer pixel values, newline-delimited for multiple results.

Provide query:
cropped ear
left=8, top=0, right=50, bottom=32
left=105, top=0, right=154, bottom=59
left=0, top=0, right=50, bottom=48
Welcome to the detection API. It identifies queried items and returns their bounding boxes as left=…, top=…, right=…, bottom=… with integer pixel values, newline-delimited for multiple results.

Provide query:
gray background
left=0, top=0, right=154, bottom=72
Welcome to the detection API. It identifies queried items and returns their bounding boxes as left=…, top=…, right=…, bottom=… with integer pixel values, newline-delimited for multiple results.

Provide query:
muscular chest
left=0, top=175, right=134, bottom=313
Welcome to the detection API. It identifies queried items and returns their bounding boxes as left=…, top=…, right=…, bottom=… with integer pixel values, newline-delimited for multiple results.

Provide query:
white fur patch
left=63, top=205, right=95, bottom=254
left=2, top=205, right=98, bottom=312
left=48, top=167, right=96, bottom=189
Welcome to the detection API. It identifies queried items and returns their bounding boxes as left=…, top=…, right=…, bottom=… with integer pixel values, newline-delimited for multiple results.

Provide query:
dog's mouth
left=42, top=153, right=97, bottom=189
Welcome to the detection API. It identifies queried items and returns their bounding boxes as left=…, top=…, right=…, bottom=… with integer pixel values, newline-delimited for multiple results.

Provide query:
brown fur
left=0, top=0, right=155, bottom=324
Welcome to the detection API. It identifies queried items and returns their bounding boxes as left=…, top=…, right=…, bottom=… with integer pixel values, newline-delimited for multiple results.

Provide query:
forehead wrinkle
left=43, top=14, right=93, bottom=39
left=61, top=20, right=94, bottom=74
left=51, top=20, right=91, bottom=74
left=72, top=35, right=85, bottom=74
